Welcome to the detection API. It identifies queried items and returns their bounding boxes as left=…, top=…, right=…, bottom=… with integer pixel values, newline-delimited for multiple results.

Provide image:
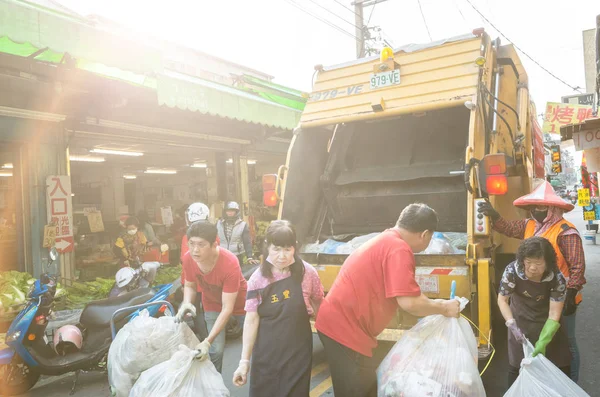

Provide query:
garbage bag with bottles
left=108, top=309, right=200, bottom=397
left=130, top=344, right=230, bottom=397
left=377, top=297, right=485, bottom=397
left=504, top=341, right=589, bottom=397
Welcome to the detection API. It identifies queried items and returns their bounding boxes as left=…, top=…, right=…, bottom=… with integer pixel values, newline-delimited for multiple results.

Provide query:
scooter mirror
left=49, top=247, right=59, bottom=262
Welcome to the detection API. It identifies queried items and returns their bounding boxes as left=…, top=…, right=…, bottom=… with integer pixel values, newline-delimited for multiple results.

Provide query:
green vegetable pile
left=55, top=278, right=115, bottom=310
left=0, top=271, right=35, bottom=316
left=1, top=265, right=183, bottom=314
left=154, top=265, right=182, bottom=285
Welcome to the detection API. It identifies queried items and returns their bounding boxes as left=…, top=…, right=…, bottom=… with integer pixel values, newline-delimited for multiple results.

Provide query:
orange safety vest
left=524, top=219, right=583, bottom=303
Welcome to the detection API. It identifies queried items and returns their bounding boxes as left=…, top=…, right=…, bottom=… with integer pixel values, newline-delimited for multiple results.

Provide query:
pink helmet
left=53, top=325, right=83, bottom=356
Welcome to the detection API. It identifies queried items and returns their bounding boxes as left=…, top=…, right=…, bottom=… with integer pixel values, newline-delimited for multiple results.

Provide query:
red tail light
left=263, top=190, right=278, bottom=207
left=486, top=175, right=508, bottom=195
left=262, top=174, right=277, bottom=191
left=35, top=315, right=47, bottom=325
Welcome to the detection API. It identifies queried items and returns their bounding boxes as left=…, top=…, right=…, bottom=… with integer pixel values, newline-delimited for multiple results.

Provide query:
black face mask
left=531, top=210, right=548, bottom=223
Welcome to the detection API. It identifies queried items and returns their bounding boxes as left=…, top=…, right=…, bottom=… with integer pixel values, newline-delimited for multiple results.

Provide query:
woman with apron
left=497, top=236, right=571, bottom=387
left=233, top=220, right=324, bottom=396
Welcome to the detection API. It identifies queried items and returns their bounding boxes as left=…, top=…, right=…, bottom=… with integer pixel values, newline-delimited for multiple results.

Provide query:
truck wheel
left=0, top=355, right=40, bottom=396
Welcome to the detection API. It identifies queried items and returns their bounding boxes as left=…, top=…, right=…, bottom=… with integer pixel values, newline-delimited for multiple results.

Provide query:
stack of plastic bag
left=130, top=345, right=230, bottom=397
left=108, top=310, right=200, bottom=397
left=377, top=297, right=485, bottom=397
left=504, top=341, right=589, bottom=397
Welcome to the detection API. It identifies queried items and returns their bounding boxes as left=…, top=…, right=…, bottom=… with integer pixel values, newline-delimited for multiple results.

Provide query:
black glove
left=477, top=201, right=500, bottom=221
left=563, top=288, right=579, bottom=316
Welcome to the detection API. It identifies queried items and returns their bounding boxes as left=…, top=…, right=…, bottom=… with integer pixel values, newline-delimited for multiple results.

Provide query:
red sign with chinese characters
left=46, top=176, right=74, bottom=253
left=542, top=102, right=593, bottom=133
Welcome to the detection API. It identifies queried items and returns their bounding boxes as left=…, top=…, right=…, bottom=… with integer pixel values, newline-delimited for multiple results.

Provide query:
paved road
left=23, top=206, right=599, bottom=396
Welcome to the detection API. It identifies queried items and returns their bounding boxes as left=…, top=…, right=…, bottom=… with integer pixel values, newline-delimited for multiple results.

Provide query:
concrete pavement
left=22, top=206, right=599, bottom=396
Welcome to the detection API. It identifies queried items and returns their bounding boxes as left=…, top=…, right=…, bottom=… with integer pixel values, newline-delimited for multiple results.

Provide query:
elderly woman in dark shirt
left=497, top=236, right=571, bottom=387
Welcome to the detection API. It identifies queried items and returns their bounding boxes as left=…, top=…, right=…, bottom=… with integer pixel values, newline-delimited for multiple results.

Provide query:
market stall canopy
left=157, top=72, right=302, bottom=130
left=0, top=0, right=161, bottom=74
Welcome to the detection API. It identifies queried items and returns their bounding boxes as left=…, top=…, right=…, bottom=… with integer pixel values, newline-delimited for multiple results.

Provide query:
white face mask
left=127, top=229, right=137, bottom=236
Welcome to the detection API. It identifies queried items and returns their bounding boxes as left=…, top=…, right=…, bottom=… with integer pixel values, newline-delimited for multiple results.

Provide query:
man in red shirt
left=176, top=221, right=247, bottom=373
left=315, top=203, right=460, bottom=397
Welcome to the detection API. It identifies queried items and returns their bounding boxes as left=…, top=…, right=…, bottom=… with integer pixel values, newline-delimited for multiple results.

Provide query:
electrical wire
left=417, top=0, right=433, bottom=41
left=463, top=0, right=582, bottom=93
left=366, top=1, right=377, bottom=26
left=285, top=0, right=358, bottom=40
left=305, top=0, right=359, bottom=29
left=332, top=0, right=362, bottom=18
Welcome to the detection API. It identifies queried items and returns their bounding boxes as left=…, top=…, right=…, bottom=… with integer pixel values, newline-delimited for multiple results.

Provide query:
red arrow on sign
left=55, top=237, right=74, bottom=253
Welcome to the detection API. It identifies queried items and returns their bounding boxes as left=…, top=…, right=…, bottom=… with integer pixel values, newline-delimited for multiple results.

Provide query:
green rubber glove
left=532, top=319, right=560, bottom=357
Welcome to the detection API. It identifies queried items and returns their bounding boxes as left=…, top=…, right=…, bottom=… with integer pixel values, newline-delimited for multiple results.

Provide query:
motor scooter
left=0, top=248, right=180, bottom=396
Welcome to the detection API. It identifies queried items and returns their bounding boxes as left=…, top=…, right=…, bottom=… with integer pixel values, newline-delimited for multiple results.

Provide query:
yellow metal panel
left=304, top=74, right=478, bottom=115
left=301, top=88, right=476, bottom=128
left=319, top=38, right=482, bottom=81
left=313, top=55, right=480, bottom=92
left=302, top=37, right=483, bottom=127
left=477, top=258, right=492, bottom=345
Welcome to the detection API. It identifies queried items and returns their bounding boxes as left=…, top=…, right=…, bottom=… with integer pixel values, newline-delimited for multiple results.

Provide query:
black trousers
left=318, top=331, right=379, bottom=397
left=508, top=364, right=570, bottom=388
left=193, top=293, right=208, bottom=341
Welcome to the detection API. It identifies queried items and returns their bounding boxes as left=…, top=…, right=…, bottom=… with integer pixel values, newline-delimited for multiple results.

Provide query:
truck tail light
left=486, top=175, right=508, bottom=195
left=262, top=174, right=279, bottom=207
left=481, top=154, right=508, bottom=196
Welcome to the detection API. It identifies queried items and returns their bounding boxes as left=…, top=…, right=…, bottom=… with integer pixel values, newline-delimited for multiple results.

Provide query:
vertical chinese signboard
left=542, top=102, right=594, bottom=133
left=550, top=145, right=562, bottom=174
left=46, top=176, right=74, bottom=253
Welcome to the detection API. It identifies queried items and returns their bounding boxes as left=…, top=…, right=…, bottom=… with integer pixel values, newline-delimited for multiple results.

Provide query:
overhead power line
left=463, top=0, right=582, bottom=93
left=332, top=0, right=362, bottom=18
left=417, top=0, right=433, bottom=41
left=285, top=0, right=358, bottom=40
left=366, top=1, right=377, bottom=25
left=305, top=0, right=358, bottom=29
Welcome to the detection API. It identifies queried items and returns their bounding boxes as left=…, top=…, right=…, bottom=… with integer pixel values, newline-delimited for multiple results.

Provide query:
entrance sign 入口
left=46, top=176, right=74, bottom=253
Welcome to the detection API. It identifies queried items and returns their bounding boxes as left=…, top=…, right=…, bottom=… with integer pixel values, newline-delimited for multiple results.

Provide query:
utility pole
left=352, top=0, right=391, bottom=59
left=354, top=2, right=364, bottom=58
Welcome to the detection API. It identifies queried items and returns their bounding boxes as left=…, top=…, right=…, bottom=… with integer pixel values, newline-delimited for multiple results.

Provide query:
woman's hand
left=233, top=360, right=250, bottom=387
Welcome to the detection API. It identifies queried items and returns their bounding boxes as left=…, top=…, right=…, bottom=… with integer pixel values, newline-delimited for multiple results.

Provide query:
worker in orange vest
left=478, top=181, right=586, bottom=382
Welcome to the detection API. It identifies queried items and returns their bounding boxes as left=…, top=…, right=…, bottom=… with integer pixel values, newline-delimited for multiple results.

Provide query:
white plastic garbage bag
left=504, top=341, right=589, bottom=397
left=423, top=232, right=457, bottom=254
left=108, top=310, right=200, bottom=397
left=130, top=345, right=230, bottom=397
left=377, top=297, right=485, bottom=397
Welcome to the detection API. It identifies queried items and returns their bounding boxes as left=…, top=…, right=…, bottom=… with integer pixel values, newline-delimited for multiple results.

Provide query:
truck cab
left=271, top=30, right=539, bottom=356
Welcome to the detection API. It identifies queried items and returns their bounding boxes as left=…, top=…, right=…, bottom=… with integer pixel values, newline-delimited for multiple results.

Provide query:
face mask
left=127, top=229, right=138, bottom=236
left=531, top=210, right=548, bottom=223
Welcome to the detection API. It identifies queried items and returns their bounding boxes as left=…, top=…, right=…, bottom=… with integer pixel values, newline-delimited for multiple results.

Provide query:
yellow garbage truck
left=270, top=30, right=538, bottom=357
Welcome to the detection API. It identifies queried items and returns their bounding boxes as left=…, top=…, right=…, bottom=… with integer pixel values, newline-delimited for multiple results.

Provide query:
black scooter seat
left=80, top=288, right=156, bottom=329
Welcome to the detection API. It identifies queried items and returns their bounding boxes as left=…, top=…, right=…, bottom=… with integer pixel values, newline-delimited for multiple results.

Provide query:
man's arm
left=396, top=294, right=460, bottom=318
left=492, top=217, right=529, bottom=240
left=183, top=280, right=197, bottom=305
left=557, top=234, right=586, bottom=290
left=206, top=291, right=237, bottom=344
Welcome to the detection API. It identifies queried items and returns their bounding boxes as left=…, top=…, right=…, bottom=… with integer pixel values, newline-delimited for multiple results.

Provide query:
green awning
left=158, top=73, right=302, bottom=130
left=238, top=74, right=307, bottom=111
left=0, top=0, right=161, bottom=74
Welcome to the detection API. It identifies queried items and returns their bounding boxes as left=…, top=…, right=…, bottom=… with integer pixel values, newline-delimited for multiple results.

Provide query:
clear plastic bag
left=504, top=342, right=589, bottom=397
left=130, top=345, right=230, bottom=397
left=377, top=298, right=485, bottom=397
left=108, top=310, right=200, bottom=397
left=423, top=232, right=457, bottom=255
